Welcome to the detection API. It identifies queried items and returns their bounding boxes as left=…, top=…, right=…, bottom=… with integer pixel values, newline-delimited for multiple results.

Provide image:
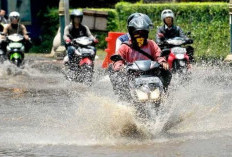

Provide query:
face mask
left=136, top=37, right=145, bottom=47
left=11, top=24, right=18, bottom=29
left=134, top=34, right=145, bottom=47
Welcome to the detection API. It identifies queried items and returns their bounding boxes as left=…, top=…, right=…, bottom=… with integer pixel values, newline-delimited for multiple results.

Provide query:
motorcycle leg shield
left=167, top=52, right=176, bottom=69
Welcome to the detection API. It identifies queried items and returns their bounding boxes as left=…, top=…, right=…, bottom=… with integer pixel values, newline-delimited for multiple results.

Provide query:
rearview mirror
left=110, top=54, right=123, bottom=62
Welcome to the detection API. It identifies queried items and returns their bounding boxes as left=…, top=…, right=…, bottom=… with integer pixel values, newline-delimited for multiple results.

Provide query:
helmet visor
left=10, top=16, right=19, bottom=21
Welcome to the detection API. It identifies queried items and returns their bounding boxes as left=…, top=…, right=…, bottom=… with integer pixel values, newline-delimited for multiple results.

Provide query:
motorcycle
left=64, top=36, right=96, bottom=85
left=110, top=55, right=164, bottom=107
left=0, top=23, right=6, bottom=63
left=0, top=23, right=4, bottom=32
left=2, top=33, right=25, bottom=67
left=160, top=36, right=193, bottom=73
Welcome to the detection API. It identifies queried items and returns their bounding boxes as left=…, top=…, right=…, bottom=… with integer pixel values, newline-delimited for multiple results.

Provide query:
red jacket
left=117, top=40, right=166, bottom=63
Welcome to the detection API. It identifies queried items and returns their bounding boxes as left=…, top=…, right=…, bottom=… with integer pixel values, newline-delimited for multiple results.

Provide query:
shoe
left=63, top=55, right=69, bottom=65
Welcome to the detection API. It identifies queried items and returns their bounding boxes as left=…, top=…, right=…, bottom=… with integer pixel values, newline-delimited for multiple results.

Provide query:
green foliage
left=33, top=3, right=230, bottom=60
left=115, top=2, right=229, bottom=59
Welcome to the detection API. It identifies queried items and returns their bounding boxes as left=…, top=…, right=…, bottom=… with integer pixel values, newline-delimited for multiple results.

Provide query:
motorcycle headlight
left=179, top=60, right=186, bottom=67
left=150, top=88, right=160, bottom=100
left=135, top=90, right=149, bottom=101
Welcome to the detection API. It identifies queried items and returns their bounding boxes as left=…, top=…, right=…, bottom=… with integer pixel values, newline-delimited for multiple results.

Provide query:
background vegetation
left=32, top=2, right=229, bottom=60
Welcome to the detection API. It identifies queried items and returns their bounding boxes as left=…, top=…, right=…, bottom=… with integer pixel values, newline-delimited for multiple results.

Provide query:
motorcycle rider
left=0, top=11, right=31, bottom=53
left=109, top=15, right=172, bottom=93
left=0, top=9, right=7, bottom=24
left=63, top=9, right=97, bottom=64
left=115, top=12, right=154, bottom=53
left=156, top=9, right=194, bottom=62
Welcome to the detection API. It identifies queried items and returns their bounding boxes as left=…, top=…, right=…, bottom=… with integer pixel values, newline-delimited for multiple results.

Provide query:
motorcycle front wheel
left=80, top=64, right=94, bottom=86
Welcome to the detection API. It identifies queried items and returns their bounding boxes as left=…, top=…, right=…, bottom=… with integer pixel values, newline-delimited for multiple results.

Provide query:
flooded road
left=0, top=55, right=232, bottom=157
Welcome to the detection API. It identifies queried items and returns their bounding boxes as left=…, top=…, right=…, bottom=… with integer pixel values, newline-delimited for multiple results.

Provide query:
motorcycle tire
left=81, top=64, right=94, bottom=86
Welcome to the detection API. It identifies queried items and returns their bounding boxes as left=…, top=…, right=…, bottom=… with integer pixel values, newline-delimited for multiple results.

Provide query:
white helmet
left=161, top=9, right=174, bottom=22
left=9, top=11, right=20, bottom=22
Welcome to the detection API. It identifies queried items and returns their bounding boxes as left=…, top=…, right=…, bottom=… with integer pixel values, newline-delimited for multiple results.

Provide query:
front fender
left=79, top=57, right=93, bottom=66
left=10, top=52, right=23, bottom=61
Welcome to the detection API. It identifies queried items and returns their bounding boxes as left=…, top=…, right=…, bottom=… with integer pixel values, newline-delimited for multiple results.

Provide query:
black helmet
left=128, top=16, right=150, bottom=34
left=127, top=13, right=142, bottom=25
left=128, top=16, right=150, bottom=48
left=143, top=14, right=154, bottom=29
left=127, top=13, right=153, bottom=29
left=70, top=9, right=83, bottom=23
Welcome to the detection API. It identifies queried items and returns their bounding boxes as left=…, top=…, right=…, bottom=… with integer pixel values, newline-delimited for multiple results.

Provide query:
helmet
left=161, top=9, right=174, bottom=22
left=142, top=14, right=154, bottom=29
left=127, top=13, right=153, bottom=28
left=128, top=16, right=150, bottom=48
left=9, top=11, right=20, bottom=22
left=70, top=9, right=83, bottom=23
left=127, top=13, right=142, bottom=25
left=128, top=16, right=150, bottom=33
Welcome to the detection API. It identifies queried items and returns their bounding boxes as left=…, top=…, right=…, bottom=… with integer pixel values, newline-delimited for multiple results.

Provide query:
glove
left=113, top=60, right=124, bottom=71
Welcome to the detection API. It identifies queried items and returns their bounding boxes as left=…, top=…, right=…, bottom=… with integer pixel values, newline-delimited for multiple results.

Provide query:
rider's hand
left=0, top=35, right=6, bottom=40
left=158, top=33, right=165, bottom=39
left=162, top=62, right=169, bottom=70
left=113, top=60, right=124, bottom=71
left=65, top=38, right=71, bottom=44
left=24, top=35, right=29, bottom=40
left=93, top=38, right=99, bottom=44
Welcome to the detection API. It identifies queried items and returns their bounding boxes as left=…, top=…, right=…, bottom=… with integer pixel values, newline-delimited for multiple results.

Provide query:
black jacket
left=63, top=24, right=94, bottom=41
left=155, top=25, right=188, bottom=45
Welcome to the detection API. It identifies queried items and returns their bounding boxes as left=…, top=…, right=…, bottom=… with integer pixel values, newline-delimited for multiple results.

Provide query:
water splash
left=0, top=60, right=232, bottom=146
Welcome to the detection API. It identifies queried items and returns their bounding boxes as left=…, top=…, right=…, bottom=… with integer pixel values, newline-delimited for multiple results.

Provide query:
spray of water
left=0, top=59, right=232, bottom=146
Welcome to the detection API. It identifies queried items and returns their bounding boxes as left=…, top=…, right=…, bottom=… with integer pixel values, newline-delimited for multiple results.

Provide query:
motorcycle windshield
left=131, top=60, right=152, bottom=71
left=167, top=37, right=185, bottom=45
left=129, top=60, right=159, bottom=72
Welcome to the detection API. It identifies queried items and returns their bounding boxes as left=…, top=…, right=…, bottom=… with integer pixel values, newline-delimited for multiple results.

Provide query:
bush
left=115, top=2, right=229, bottom=59
left=33, top=3, right=230, bottom=60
